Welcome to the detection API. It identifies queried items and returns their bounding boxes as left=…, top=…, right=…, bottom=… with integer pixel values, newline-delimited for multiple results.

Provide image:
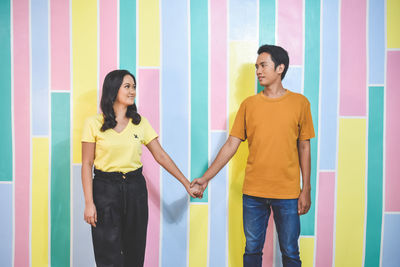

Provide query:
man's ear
left=276, top=64, right=285, bottom=74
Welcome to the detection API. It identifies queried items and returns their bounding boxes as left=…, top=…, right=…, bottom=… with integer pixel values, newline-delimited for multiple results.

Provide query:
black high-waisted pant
left=92, top=167, right=148, bottom=267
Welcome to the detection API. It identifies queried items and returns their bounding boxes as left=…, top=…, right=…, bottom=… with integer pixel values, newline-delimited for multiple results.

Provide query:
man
left=191, top=44, right=315, bottom=267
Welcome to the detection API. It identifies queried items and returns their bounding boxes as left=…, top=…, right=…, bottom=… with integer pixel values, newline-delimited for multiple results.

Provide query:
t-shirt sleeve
left=230, top=101, right=247, bottom=141
left=81, top=117, right=96, bottom=143
left=298, top=100, right=315, bottom=140
left=141, top=117, right=159, bottom=145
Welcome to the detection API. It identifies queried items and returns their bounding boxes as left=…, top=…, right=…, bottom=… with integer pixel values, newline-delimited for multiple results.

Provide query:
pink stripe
left=50, top=0, right=70, bottom=91
left=138, top=69, right=160, bottom=267
left=99, top=0, right=118, bottom=102
left=385, top=51, right=400, bottom=211
left=277, top=0, right=303, bottom=65
left=210, top=0, right=227, bottom=130
left=262, top=213, right=274, bottom=266
left=315, top=172, right=335, bottom=267
left=13, top=0, right=30, bottom=266
left=339, top=0, right=367, bottom=116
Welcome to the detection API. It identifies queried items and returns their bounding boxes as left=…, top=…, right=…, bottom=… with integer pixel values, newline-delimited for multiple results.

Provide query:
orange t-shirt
left=230, top=90, right=315, bottom=199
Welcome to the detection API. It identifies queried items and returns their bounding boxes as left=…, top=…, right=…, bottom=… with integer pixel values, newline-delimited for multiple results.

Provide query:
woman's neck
left=113, top=103, right=128, bottom=121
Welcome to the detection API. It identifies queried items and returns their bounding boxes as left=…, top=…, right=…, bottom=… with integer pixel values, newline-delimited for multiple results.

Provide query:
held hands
left=189, top=177, right=209, bottom=199
left=184, top=180, right=205, bottom=198
left=84, top=202, right=97, bottom=227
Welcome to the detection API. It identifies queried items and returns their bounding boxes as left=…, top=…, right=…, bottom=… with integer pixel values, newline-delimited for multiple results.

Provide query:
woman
left=81, top=69, right=201, bottom=266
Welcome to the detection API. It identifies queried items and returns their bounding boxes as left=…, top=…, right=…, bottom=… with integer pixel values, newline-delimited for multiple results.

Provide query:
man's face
left=255, top=52, right=283, bottom=87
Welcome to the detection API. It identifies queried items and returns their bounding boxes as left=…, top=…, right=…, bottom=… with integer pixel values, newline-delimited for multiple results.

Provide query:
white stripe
left=68, top=0, right=73, bottom=264
left=31, top=135, right=49, bottom=138
left=207, top=1, right=211, bottom=265
left=97, top=0, right=100, bottom=111
left=332, top=0, right=342, bottom=265
left=379, top=0, right=388, bottom=265
left=51, top=90, right=71, bottom=93
left=29, top=0, right=33, bottom=264
left=339, top=115, right=367, bottom=119
left=186, top=1, right=191, bottom=266
left=301, top=0, right=305, bottom=95
left=135, top=0, right=140, bottom=109
left=275, top=0, right=279, bottom=45
left=255, top=0, right=259, bottom=95
left=362, top=0, right=370, bottom=265
left=158, top=0, right=163, bottom=266
left=138, top=66, right=161, bottom=69
left=211, top=129, right=228, bottom=133
left=10, top=1, right=16, bottom=266
left=225, top=1, right=230, bottom=266
left=313, top=0, right=323, bottom=265
left=116, top=0, right=120, bottom=69
left=300, top=235, right=315, bottom=238
left=385, top=211, right=400, bottom=215
left=319, top=169, right=336, bottom=172
left=47, top=0, right=52, bottom=265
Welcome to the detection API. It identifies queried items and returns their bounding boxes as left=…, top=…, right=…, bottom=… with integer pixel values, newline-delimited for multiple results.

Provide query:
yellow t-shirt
left=81, top=114, right=158, bottom=173
left=230, top=90, right=315, bottom=199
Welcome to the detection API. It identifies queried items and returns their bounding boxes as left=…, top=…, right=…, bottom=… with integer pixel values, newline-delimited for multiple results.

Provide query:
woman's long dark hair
left=100, top=69, right=141, bottom=131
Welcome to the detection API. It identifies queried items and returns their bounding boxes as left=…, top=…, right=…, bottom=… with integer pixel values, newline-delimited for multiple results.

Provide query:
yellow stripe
left=32, top=138, right=49, bottom=267
left=335, top=118, right=366, bottom=266
left=388, top=0, right=400, bottom=48
left=189, top=204, right=208, bottom=267
left=299, top=237, right=314, bottom=267
left=228, top=41, right=257, bottom=267
left=72, top=0, right=98, bottom=163
left=138, top=0, right=160, bottom=66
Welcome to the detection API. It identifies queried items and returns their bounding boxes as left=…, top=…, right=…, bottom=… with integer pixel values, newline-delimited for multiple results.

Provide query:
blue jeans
left=243, top=194, right=301, bottom=267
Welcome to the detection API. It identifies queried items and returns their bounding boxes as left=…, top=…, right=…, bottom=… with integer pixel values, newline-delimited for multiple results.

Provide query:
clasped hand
left=188, top=177, right=209, bottom=199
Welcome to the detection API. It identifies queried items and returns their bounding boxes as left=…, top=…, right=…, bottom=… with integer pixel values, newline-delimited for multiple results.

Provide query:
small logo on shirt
left=133, top=134, right=139, bottom=139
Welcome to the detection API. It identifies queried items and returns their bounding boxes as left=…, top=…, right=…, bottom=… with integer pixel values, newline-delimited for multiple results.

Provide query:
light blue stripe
left=382, top=214, right=400, bottom=266
left=209, top=132, right=227, bottom=267
left=229, top=0, right=257, bottom=40
left=161, top=1, right=189, bottom=266
left=319, top=0, right=339, bottom=170
left=0, top=0, right=12, bottom=181
left=282, top=66, right=303, bottom=94
left=0, top=184, right=12, bottom=267
left=72, top=165, right=96, bottom=267
left=31, top=0, right=49, bottom=135
left=368, top=0, right=385, bottom=85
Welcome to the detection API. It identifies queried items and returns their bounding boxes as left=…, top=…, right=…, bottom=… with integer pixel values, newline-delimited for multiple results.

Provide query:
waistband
left=94, top=167, right=143, bottom=180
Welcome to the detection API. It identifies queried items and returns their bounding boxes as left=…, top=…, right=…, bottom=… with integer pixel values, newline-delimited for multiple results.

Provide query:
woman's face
left=115, top=75, right=136, bottom=107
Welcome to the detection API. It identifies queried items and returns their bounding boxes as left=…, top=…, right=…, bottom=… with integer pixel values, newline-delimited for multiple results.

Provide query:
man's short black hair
left=257, top=44, right=289, bottom=80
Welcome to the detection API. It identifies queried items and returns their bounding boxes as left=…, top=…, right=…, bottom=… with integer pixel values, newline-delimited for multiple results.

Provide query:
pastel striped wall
left=1, top=0, right=399, bottom=267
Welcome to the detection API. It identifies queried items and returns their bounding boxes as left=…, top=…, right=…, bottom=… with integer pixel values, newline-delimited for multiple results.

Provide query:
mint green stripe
left=300, top=0, right=320, bottom=236
left=51, top=93, right=70, bottom=266
left=0, top=0, right=12, bottom=181
left=258, top=0, right=276, bottom=93
left=364, top=86, right=384, bottom=267
left=119, top=0, right=136, bottom=76
left=190, top=0, right=208, bottom=203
